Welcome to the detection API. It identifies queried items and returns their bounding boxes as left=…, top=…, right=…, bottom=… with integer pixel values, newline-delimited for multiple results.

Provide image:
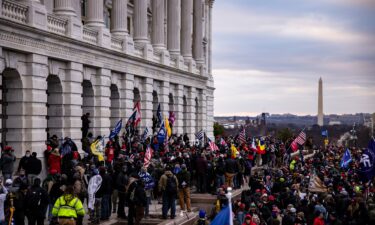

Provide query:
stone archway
left=82, top=80, right=94, bottom=137
left=169, top=93, right=174, bottom=112
left=110, top=84, right=121, bottom=127
left=133, top=87, right=141, bottom=103
left=46, top=75, right=63, bottom=139
left=1, top=68, right=23, bottom=150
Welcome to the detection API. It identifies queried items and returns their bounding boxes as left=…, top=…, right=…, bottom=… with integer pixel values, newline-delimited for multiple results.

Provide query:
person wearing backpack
left=26, top=178, right=49, bottom=225
left=158, top=166, right=178, bottom=219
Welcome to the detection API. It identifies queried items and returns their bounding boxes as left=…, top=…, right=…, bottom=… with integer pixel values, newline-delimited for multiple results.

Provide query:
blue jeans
left=216, top=174, right=225, bottom=190
left=162, top=192, right=176, bottom=218
left=101, top=194, right=111, bottom=219
left=145, top=196, right=151, bottom=217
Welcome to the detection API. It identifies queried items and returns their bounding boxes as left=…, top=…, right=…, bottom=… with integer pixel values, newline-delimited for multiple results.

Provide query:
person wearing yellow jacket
left=52, top=186, right=85, bottom=225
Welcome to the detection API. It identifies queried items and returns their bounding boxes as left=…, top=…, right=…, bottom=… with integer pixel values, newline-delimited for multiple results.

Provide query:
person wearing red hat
left=242, top=214, right=256, bottom=225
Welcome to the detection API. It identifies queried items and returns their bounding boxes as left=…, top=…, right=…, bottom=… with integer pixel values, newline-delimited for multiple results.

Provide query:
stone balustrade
left=2, top=0, right=28, bottom=24
left=110, top=36, right=123, bottom=51
left=82, top=27, right=98, bottom=44
left=0, top=0, right=203, bottom=75
left=47, top=13, right=67, bottom=35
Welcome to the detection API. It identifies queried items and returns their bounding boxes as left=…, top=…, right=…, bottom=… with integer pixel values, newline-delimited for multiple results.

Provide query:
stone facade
left=0, top=0, right=215, bottom=158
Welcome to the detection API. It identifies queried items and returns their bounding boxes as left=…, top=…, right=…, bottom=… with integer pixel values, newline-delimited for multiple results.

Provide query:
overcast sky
left=212, top=0, right=375, bottom=116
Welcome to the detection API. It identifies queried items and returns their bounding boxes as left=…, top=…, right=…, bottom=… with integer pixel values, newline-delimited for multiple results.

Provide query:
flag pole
left=226, top=187, right=233, bottom=225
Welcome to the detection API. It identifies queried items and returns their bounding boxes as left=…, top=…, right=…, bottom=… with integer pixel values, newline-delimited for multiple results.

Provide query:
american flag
left=220, top=138, right=227, bottom=146
left=208, top=138, right=219, bottom=151
left=144, top=145, right=153, bottom=168
left=294, top=131, right=306, bottom=145
left=238, top=128, right=246, bottom=144
left=195, top=130, right=204, bottom=141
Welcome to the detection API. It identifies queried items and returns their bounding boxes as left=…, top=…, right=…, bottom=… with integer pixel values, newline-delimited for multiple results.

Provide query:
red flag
left=134, top=101, right=141, bottom=127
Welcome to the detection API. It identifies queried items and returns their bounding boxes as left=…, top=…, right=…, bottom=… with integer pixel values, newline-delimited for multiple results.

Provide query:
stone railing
left=152, top=50, right=162, bottom=63
left=82, top=27, right=98, bottom=44
left=133, top=43, right=144, bottom=57
left=170, top=56, right=177, bottom=68
left=47, top=14, right=67, bottom=35
left=1, top=0, right=28, bottom=24
left=110, top=36, right=123, bottom=51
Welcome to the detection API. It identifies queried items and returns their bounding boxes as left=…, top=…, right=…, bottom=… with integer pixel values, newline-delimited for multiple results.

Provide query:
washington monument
left=317, top=77, right=324, bottom=126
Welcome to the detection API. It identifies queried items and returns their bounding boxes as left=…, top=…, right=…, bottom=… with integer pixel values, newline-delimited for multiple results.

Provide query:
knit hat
left=199, top=210, right=206, bottom=218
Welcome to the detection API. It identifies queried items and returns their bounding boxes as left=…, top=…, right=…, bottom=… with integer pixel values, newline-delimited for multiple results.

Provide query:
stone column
left=187, top=88, right=196, bottom=141
left=141, top=77, right=153, bottom=131
left=152, top=0, right=165, bottom=49
left=133, top=0, right=148, bottom=43
left=62, top=62, right=83, bottom=150
left=160, top=81, right=170, bottom=117
left=208, top=0, right=214, bottom=74
left=21, top=54, right=48, bottom=156
left=54, top=0, right=76, bottom=16
left=167, top=0, right=181, bottom=55
left=121, top=74, right=135, bottom=121
left=181, top=0, right=193, bottom=59
left=193, top=0, right=204, bottom=63
left=85, top=0, right=104, bottom=27
left=206, top=88, right=214, bottom=139
left=111, top=0, right=128, bottom=37
left=175, top=84, right=184, bottom=135
left=91, top=68, right=111, bottom=136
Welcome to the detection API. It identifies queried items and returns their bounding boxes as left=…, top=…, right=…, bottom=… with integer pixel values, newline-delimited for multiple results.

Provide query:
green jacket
left=52, top=195, right=85, bottom=218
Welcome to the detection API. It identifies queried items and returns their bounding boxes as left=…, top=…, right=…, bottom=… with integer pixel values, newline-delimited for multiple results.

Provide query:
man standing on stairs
left=177, top=164, right=191, bottom=215
left=158, top=166, right=179, bottom=219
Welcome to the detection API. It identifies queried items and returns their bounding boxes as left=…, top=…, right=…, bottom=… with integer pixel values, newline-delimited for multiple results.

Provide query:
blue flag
left=156, top=120, right=166, bottom=150
left=359, top=139, right=375, bottom=181
left=109, top=119, right=122, bottom=139
left=340, top=148, right=352, bottom=169
left=321, top=130, right=328, bottom=137
left=210, top=206, right=230, bottom=225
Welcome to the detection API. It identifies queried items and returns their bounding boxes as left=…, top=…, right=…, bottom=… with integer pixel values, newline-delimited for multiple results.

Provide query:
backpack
left=27, top=189, right=42, bottom=208
left=165, top=176, right=177, bottom=194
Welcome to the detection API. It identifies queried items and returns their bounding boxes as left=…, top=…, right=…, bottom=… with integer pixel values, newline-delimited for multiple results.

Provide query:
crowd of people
left=0, top=113, right=374, bottom=225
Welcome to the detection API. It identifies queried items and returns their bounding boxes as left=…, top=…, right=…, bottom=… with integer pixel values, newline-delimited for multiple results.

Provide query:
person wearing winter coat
left=138, top=167, right=155, bottom=218
left=177, top=164, right=191, bottom=213
left=48, top=148, right=61, bottom=174
left=25, top=178, right=49, bottom=225
left=158, top=167, right=179, bottom=219
left=0, top=147, right=16, bottom=179
left=27, top=152, right=42, bottom=185
left=17, top=150, right=32, bottom=173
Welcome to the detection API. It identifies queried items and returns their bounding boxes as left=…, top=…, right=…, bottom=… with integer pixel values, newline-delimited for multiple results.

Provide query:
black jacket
left=28, top=157, right=42, bottom=175
left=177, top=170, right=191, bottom=188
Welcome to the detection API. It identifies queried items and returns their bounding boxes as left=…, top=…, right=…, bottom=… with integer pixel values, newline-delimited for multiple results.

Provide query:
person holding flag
left=340, top=148, right=352, bottom=169
left=109, top=119, right=122, bottom=139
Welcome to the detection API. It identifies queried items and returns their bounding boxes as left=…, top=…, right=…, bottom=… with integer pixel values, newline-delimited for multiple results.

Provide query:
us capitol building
left=0, top=0, right=215, bottom=157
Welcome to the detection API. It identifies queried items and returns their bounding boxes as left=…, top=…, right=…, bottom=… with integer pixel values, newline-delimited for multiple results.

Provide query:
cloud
left=212, top=0, right=375, bottom=116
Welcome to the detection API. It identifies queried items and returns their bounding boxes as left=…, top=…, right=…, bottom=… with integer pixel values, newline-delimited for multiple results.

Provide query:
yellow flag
left=165, top=117, right=172, bottom=137
left=324, top=138, right=329, bottom=146
left=90, top=139, right=104, bottom=162
left=231, top=144, right=238, bottom=159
